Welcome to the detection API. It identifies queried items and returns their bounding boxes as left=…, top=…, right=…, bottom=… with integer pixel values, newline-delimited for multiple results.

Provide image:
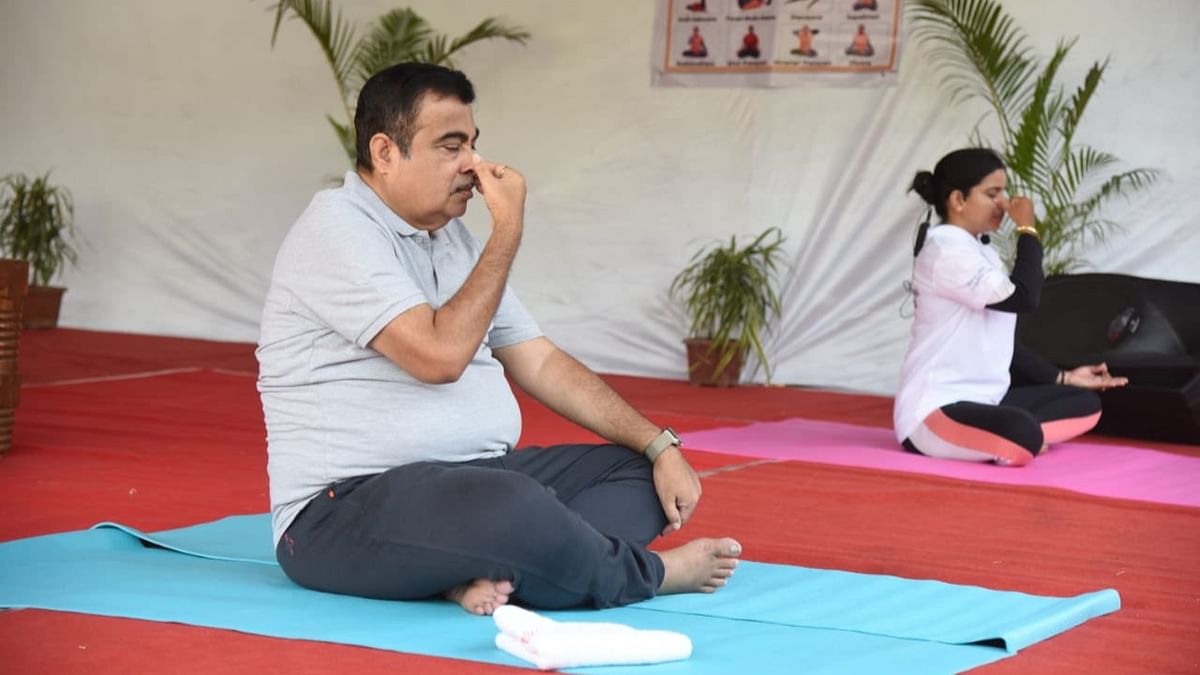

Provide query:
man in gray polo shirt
left=257, top=63, right=741, bottom=615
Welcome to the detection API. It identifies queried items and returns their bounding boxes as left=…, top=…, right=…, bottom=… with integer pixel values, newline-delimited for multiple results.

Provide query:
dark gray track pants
left=276, top=443, right=668, bottom=609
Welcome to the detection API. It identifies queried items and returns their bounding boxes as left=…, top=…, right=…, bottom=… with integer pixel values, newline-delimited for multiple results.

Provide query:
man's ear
left=369, top=133, right=394, bottom=171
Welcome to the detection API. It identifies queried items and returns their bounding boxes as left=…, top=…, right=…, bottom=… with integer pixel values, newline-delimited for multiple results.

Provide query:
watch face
left=665, top=427, right=682, bottom=446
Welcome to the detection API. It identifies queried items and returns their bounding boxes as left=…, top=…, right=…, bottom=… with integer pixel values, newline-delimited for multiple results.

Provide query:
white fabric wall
left=2, top=0, right=1197, bottom=394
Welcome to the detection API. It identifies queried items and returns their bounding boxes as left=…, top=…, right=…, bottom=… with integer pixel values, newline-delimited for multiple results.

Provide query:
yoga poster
left=652, top=0, right=904, bottom=87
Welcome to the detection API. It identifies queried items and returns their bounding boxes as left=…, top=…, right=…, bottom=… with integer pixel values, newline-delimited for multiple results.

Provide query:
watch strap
left=643, top=427, right=681, bottom=463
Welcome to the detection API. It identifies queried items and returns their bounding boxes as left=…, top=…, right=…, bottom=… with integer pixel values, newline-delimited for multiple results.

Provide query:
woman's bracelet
left=1016, top=225, right=1040, bottom=239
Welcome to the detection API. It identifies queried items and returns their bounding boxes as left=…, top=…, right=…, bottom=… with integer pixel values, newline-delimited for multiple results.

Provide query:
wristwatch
left=643, top=427, right=682, bottom=463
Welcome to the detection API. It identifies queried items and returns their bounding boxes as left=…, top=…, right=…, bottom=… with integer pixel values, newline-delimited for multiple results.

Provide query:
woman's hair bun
left=910, top=171, right=936, bottom=204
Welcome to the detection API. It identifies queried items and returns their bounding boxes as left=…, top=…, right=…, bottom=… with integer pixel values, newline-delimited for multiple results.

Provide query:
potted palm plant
left=670, top=227, right=786, bottom=387
left=0, top=172, right=78, bottom=329
left=265, top=1, right=530, bottom=166
left=908, top=0, right=1160, bottom=274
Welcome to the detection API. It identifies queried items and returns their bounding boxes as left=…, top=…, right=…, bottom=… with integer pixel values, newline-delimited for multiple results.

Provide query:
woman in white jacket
left=893, top=148, right=1126, bottom=466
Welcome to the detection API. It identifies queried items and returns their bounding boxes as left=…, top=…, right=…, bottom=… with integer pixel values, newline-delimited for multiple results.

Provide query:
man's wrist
left=643, top=427, right=682, bottom=463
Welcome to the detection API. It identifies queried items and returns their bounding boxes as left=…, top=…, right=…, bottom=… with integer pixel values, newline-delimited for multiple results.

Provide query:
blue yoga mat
left=0, top=515, right=1119, bottom=674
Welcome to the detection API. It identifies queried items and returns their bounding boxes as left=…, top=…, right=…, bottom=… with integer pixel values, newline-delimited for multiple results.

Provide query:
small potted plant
left=669, top=227, right=786, bottom=386
left=0, top=171, right=78, bottom=328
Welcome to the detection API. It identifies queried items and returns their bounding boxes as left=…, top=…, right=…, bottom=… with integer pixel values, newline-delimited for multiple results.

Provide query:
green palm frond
left=908, top=0, right=1160, bottom=272
left=1007, top=40, right=1071, bottom=191
left=270, top=0, right=359, bottom=121
left=264, top=2, right=530, bottom=166
left=1059, top=58, right=1107, bottom=150
left=1053, top=146, right=1118, bottom=203
left=1068, top=164, right=1163, bottom=230
left=326, top=115, right=356, bottom=162
left=353, top=9, right=434, bottom=86
left=909, top=0, right=1035, bottom=135
left=418, top=34, right=451, bottom=66
left=440, top=18, right=531, bottom=67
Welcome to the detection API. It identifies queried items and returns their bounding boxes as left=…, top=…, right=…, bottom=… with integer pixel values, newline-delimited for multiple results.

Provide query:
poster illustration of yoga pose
left=654, top=0, right=903, bottom=87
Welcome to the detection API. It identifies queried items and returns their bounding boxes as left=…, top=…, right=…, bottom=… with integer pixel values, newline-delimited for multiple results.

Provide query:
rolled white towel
left=493, top=605, right=692, bottom=671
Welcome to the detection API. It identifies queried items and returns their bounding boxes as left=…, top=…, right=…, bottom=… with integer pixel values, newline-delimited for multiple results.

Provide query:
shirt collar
left=341, top=171, right=420, bottom=237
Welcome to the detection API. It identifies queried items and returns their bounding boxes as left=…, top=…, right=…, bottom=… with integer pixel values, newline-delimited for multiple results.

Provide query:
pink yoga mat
left=685, top=418, right=1200, bottom=508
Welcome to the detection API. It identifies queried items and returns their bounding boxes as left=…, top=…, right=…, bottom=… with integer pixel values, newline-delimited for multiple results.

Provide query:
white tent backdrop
left=2, top=0, right=1197, bottom=394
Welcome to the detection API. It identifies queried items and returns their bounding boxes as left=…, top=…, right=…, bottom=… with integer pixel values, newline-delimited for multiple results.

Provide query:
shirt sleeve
left=986, top=234, right=1045, bottom=313
left=488, top=285, right=543, bottom=349
left=925, top=237, right=1015, bottom=310
left=281, top=203, right=428, bottom=349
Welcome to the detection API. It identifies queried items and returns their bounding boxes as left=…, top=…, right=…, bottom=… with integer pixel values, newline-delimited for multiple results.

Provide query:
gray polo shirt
left=257, top=172, right=541, bottom=545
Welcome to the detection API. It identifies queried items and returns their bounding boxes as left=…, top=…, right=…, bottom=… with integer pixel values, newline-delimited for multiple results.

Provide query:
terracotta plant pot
left=22, top=285, right=65, bottom=329
left=684, top=338, right=744, bottom=387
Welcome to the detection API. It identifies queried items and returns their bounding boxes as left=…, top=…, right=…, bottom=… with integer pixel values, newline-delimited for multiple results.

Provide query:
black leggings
left=904, top=385, right=1102, bottom=465
left=276, top=444, right=667, bottom=609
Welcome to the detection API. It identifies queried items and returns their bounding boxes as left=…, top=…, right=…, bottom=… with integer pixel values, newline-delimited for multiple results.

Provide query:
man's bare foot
left=657, top=538, right=741, bottom=595
left=444, top=578, right=514, bottom=615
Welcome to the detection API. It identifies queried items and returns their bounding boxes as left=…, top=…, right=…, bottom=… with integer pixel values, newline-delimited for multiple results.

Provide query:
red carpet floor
left=2, top=328, right=1197, bottom=674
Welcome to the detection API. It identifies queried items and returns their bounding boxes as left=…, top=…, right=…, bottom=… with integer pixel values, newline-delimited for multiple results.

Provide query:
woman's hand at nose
left=1006, top=196, right=1036, bottom=229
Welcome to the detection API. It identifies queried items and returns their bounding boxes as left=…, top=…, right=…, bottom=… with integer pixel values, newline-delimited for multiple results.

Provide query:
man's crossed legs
left=277, top=444, right=740, bottom=613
